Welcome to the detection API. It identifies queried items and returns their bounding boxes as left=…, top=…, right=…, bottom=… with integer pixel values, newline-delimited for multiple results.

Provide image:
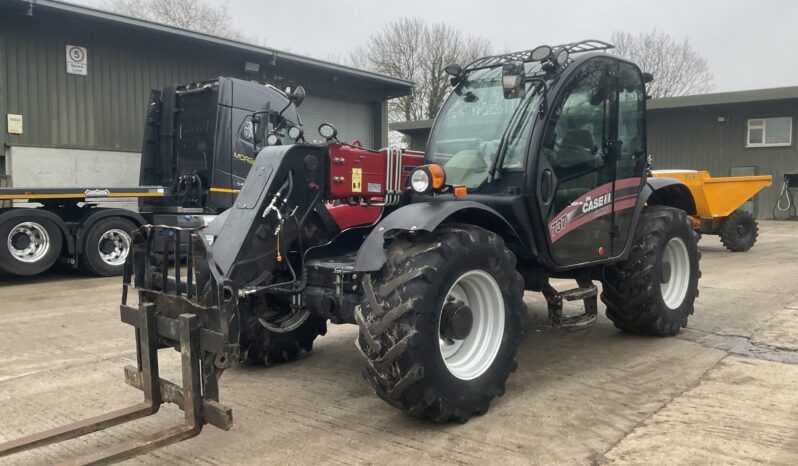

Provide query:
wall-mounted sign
left=7, top=114, right=23, bottom=134
left=66, top=45, right=88, bottom=76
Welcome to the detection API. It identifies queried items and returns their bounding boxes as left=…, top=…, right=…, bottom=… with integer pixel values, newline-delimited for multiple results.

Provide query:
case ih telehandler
left=0, top=40, right=701, bottom=463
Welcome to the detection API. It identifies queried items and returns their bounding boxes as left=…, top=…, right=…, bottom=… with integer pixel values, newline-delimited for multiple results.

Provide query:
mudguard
left=353, top=201, right=520, bottom=272
left=643, top=176, right=697, bottom=215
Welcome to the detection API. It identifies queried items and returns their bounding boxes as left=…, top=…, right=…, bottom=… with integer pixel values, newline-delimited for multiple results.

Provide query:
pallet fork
left=0, top=226, right=236, bottom=465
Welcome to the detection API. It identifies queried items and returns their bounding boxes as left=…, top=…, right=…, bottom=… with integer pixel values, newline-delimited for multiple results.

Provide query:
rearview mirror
left=502, top=62, right=526, bottom=99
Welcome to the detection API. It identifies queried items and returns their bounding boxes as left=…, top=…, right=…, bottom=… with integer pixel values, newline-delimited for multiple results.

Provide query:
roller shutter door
left=299, top=95, right=376, bottom=148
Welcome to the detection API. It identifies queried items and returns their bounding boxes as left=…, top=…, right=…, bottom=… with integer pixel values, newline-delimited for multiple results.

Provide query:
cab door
left=610, top=61, right=647, bottom=256
left=537, top=58, right=615, bottom=266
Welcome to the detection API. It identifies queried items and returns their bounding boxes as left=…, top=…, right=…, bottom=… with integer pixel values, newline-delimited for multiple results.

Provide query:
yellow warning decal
left=352, top=168, right=362, bottom=193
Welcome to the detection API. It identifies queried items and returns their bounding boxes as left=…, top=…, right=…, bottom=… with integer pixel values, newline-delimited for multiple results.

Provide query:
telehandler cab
left=0, top=40, right=701, bottom=463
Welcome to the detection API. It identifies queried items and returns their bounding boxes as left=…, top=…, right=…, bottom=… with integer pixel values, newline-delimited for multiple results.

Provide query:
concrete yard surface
left=1, top=221, right=797, bottom=465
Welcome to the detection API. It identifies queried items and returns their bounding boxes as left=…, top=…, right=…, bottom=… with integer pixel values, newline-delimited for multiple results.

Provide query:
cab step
left=542, top=279, right=598, bottom=329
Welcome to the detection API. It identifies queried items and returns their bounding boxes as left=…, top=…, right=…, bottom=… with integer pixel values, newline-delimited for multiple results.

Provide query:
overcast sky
left=74, top=0, right=798, bottom=93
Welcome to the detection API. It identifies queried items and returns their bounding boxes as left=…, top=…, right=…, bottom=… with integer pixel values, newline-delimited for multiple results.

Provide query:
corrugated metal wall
left=0, top=8, right=390, bottom=154
left=648, top=99, right=798, bottom=218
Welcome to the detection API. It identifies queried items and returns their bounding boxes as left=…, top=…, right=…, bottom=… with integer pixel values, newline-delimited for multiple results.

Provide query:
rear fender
left=353, top=201, right=521, bottom=272
left=643, top=177, right=697, bottom=215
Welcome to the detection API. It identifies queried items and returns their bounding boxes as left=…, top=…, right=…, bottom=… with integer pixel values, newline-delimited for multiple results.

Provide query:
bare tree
left=105, top=0, right=253, bottom=41
left=611, top=30, right=714, bottom=98
left=350, top=17, right=492, bottom=122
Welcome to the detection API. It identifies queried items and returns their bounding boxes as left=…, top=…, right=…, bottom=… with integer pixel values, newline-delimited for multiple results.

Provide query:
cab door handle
left=541, top=169, right=553, bottom=203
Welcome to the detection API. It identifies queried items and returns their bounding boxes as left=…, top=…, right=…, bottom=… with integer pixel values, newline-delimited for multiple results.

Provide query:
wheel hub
left=7, top=222, right=50, bottom=263
left=11, top=232, right=31, bottom=250
left=661, top=261, right=672, bottom=283
left=438, top=270, right=505, bottom=381
left=97, top=229, right=131, bottom=266
left=440, top=301, right=473, bottom=341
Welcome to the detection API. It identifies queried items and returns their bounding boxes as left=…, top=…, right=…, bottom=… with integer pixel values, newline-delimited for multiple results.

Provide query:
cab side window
left=616, top=63, right=646, bottom=179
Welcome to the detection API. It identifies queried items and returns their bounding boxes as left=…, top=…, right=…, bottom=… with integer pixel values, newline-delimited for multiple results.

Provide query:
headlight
left=288, top=125, right=302, bottom=140
left=409, top=164, right=446, bottom=193
left=318, top=123, right=338, bottom=140
left=266, top=133, right=279, bottom=146
left=410, top=169, right=431, bottom=193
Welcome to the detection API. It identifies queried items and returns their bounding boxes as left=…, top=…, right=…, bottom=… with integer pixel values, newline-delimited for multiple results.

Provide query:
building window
left=747, top=117, right=792, bottom=147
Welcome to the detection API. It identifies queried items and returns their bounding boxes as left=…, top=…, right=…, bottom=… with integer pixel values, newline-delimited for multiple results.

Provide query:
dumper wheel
left=719, top=210, right=758, bottom=252
left=601, top=206, right=700, bottom=336
left=356, top=225, right=525, bottom=423
left=240, top=296, right=327, bottom=366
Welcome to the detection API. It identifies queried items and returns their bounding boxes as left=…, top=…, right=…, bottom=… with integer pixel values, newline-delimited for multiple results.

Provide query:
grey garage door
left=299, top=95, right=376, bottom=148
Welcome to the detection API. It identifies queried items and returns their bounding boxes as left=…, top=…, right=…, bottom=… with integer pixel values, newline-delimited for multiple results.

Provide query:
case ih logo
left=581, top=193, right=612, bottom=214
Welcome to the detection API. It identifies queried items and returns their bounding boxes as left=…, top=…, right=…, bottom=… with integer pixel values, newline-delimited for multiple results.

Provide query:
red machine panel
left=327, top=144, right=424, bottom=202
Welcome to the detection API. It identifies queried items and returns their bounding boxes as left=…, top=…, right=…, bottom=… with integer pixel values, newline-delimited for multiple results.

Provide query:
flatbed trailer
left=0, top=185, right=206, bottom=277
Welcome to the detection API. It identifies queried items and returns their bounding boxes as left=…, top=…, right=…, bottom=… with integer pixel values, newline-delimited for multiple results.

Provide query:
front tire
left=719, top=210, right=758, bottom=252
left=601, top=206, right=700, bottom=336
left=356, top=225, right=525, bottom=423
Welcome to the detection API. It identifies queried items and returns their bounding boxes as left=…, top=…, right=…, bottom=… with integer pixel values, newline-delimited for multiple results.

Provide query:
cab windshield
left=427, top=63, right=543, bottom=187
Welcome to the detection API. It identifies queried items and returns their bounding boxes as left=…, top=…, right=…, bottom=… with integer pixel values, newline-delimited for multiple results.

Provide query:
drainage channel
left=679, top=328, right=798, bottom=364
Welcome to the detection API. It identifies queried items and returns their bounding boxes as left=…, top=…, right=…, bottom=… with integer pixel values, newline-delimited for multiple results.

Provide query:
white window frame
left=746, top=117, right=792, bottom=148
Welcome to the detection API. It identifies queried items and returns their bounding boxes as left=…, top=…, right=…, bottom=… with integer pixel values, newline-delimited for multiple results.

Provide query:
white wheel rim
left=7, top=222, right=50, bottom=263
left=660, top=237, right=690, bottom=309
left=98, top=229, right=132, bottom=266
left=438, top=270, right=505, bottom=381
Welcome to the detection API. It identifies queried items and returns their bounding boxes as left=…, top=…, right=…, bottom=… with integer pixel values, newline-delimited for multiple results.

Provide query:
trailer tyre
left=356, top=225, right=525, bottom=423
left=601, top=206, right=700, bottom=336
left=0, top=216, right=63, bottom=276
left=719, top=210, right=758, bottom=252
left=80, top=217, right=136, bottom=276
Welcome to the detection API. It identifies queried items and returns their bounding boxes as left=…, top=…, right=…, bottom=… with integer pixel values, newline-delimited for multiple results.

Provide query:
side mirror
left=444, top=63, right=464, bottom=87
left=502, top=61, right=526, bottom=99
left=642, top=72, right=654, bottom=84
left=289, top=85, right=306, bottom=107
left=252, top=101, right=271, bottom=149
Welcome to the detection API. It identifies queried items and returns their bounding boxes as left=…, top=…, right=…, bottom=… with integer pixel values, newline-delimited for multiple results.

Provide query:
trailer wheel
left=239, top=296, right=328, bottom=366
left=80, top=217, right=136, bottom=276
left=0, top=216, right=63, bottom=276
left=356, top=225, right=525, bottom=423
left=601, top=206, right=700, bottom=336
left=719, top=210, right=758, bottom=252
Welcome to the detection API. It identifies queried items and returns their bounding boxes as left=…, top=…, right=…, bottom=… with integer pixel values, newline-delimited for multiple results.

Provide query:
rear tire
left=718, top=210, right=758, bottom=252
left=356, top=225, right=525, bottom=423
left=601, top=206, right=700, bottom=336
left=80, top=217, right=136, bottom=276
left=0, top=216, right=62, bottom=276
left=239, top=296, right=327, bottom=366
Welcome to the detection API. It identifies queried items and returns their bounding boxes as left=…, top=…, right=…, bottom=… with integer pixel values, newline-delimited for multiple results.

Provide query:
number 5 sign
left=66, top=45, right=88, bottom=76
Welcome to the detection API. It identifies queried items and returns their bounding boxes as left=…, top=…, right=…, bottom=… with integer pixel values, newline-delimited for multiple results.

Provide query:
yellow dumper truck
left=652, top=170, right=772, bottom=251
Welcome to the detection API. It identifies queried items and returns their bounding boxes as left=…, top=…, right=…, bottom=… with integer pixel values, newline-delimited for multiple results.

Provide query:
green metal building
left=0, top=0, right=411, bottom=192
left=393, top=87, right=798, bottom=218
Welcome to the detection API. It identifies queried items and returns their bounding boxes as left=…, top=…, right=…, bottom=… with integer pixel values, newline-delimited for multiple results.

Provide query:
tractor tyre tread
left=357, top=224, right=525, bottom=423
left=601, top=206, right=701, bottom=336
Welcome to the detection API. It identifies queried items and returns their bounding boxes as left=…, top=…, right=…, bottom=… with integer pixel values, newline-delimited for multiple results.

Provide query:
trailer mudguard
left=353, top=201, right=521, bottom=272
left=643, top=176, right=698, bottom=215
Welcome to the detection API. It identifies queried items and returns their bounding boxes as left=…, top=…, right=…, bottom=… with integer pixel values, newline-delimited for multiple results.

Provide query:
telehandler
left=0, top=40, right=701, bottom=463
